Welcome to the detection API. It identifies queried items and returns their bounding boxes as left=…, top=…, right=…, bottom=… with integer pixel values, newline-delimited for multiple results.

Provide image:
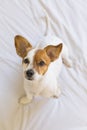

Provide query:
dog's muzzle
left=25, top=69, right=34, bottom=80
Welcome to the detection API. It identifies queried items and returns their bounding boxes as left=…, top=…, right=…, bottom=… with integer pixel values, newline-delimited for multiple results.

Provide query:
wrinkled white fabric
left=0, top=0, right=87, bottom=130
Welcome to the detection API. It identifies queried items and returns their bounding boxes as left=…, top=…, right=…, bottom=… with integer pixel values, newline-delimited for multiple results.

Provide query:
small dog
left=14, top=35, right=72, bottom=104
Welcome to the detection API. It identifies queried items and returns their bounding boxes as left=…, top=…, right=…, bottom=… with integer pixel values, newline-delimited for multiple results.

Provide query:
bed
left=0, top=0, right=87, bottom=130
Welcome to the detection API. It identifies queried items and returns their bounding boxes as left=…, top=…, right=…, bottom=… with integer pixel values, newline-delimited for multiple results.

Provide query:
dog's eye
left=23, top=58, right=29, bottom=64
left=38, top=61, right=45, bottom=66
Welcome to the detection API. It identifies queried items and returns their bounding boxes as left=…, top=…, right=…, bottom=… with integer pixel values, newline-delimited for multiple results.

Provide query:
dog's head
left=14, top=35, right=63, bottom=81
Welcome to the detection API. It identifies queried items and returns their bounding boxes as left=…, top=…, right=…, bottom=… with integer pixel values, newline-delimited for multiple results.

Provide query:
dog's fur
left=14, top=35, right=72, bottom=104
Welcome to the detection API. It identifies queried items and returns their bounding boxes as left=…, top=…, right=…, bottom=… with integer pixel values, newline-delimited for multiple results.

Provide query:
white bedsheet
left=0, top=0, right=87, bottom=130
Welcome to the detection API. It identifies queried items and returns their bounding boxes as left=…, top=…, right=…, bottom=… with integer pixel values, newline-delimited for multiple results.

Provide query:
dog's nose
left=26, top=69, right=34, bottom=77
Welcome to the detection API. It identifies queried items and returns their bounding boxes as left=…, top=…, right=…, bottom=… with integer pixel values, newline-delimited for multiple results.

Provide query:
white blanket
left=0, top=0, right=87, bottom=130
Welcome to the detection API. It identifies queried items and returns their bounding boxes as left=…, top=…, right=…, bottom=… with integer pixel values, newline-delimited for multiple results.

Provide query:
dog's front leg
left=19, top=93, right=33, bottom=104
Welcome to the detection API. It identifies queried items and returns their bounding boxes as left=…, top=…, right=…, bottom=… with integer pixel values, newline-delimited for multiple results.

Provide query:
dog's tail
left=40, top=0, right=52, bottom=36
left=43, top=9, right=51, bottom=36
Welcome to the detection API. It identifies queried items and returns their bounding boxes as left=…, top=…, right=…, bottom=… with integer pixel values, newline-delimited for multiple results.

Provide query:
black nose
left=26, top=69, right=34, bottom=77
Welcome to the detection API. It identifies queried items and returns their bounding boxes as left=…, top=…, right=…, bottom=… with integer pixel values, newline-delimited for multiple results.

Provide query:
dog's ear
left=14, top=35, right=32, bottom=58
left=44, top=43, right=63, bottom=62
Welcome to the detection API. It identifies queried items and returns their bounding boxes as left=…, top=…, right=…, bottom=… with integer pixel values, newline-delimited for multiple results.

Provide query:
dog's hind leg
left=61, top=44, right=72, bottom=68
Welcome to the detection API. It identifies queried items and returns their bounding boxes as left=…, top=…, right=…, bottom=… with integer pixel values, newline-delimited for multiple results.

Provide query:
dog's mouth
left=25, top=76, right=34, bottom=81
left=26, top=77, right=34, bottom=80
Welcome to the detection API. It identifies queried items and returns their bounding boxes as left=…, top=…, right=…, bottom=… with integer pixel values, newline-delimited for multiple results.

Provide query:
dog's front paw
left=19, top=96, right=32, bottom=104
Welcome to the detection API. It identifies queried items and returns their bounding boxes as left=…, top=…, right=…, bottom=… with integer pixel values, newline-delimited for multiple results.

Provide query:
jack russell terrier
left=14, top=35, right=72, bottom=104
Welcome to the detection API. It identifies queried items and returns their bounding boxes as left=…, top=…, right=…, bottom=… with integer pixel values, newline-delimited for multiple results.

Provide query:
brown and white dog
left=14, top=35, right=72, bottom=104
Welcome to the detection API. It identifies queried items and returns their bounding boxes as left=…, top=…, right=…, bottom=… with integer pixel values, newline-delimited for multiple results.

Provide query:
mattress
left=0, top=0, right=87, bottom=130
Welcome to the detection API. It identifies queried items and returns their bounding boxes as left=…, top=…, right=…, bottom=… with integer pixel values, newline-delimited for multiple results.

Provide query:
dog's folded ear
left=44, top=43, right=63, bottom=62
left=14, top=35, right=32, bottom=58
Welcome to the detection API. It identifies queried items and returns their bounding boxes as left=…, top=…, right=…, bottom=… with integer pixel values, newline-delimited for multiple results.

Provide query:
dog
left=14, top=35, right=72, bottom=104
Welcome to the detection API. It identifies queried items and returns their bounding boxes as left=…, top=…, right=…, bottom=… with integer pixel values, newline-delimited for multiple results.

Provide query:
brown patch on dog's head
left=14, top=35, right=32, bottom=58
left=34, top=43, right=63, bottom=75
left=34, top=49, right=51, bottom=75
